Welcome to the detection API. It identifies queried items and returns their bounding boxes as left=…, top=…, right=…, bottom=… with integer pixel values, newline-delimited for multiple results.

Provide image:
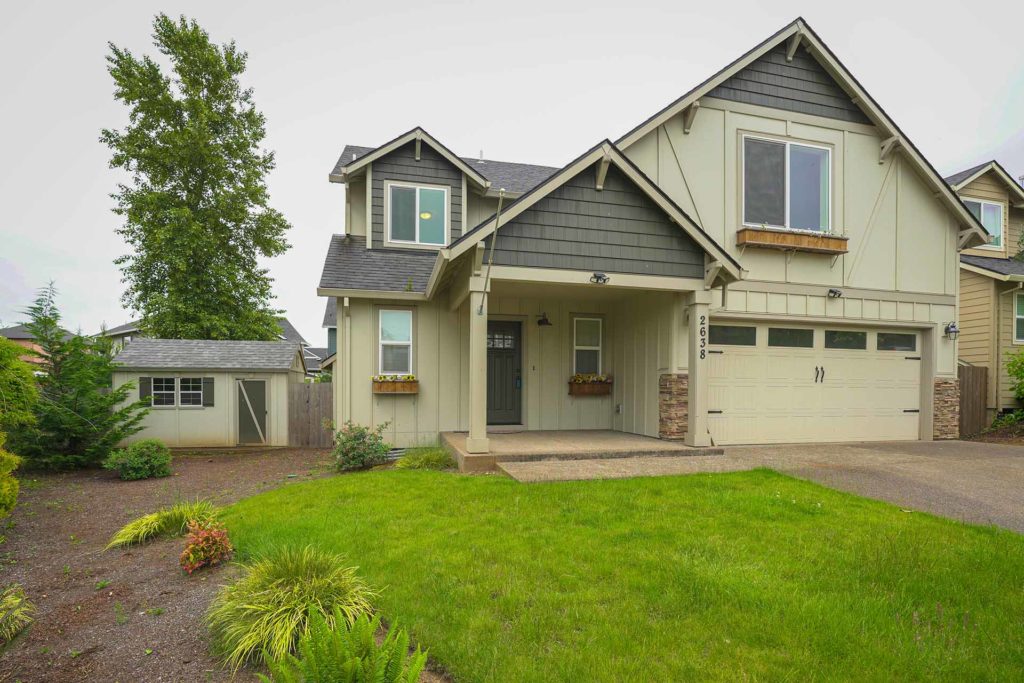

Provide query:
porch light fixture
left=419, top=212, right=432, bottom=220
left=537, top=313, right=553, bottom=327
left=590, top=272, right=610, bottom=285
left=944, top=322, right=960, bottom=341
left=827, top=288, right=843, bottom=299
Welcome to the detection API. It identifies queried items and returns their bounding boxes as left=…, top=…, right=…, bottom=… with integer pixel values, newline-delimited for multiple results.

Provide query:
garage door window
left=709, top=325, right=756, bottom=346
left=768, top=328, right=813, bottom=348
left=825, top=330, right=866, bottom=350
left=877, top=333, right=916, bottom=352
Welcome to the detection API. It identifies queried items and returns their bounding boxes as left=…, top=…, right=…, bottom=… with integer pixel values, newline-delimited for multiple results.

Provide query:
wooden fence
left=958, top=364, right=988, bottom=438
left=288, top=383, right=334, bottom=448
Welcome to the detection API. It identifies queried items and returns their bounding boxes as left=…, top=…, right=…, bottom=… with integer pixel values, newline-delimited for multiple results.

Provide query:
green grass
left=222, top=469, right=1024, bottom=681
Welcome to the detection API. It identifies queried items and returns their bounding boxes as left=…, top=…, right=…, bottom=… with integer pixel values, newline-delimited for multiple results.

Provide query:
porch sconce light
left=944, top=322, right=960, bottom=341
left=537, top=313, right=553, bottom=327
left=590, top=272, right=610, bottom=285
left=827, top=288, right=843, bottom=299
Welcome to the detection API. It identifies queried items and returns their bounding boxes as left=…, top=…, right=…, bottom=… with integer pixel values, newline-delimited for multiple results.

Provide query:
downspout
left=478, top=189, right=506, bottom=315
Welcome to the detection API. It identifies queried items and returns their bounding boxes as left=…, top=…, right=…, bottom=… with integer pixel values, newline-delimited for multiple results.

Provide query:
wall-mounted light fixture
left=827, top=288, right=843, bottom=299
left=537, top=313, right=552, bottom=327
left=590, top=272, right=610, bottom=285
left=944, top=322, right=960, bottom=341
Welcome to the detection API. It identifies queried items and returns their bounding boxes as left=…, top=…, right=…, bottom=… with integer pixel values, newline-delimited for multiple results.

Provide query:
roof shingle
left=961, top=254, right=1024, bottom=277
left=113, top=338, right=301, bottom=371
left=318, top=235, right=436, bottom=293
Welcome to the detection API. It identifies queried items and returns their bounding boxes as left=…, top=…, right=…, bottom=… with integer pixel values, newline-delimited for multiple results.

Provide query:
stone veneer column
left=659, top=374, right=688, bottom=440
left=933, top=377, right=960, bottom=440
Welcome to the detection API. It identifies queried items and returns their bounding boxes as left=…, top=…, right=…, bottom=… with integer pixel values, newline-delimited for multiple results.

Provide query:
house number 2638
left=699, top=315, right=707, bottom=360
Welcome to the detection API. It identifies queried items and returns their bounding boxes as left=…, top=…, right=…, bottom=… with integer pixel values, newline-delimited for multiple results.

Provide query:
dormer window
left=388, top=182, right=447, bottom=246
left=743, top=135, right=831, bottom=233
left=963, top=198, right=1003, bottom=249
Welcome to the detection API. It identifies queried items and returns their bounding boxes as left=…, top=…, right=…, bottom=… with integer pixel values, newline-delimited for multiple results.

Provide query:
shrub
left=106, top=500, right=218, bottom=549
left=0, top=435, right=21, bottom=521
left=1007, top=349, right=1024, bottom=402
left=180, top=519, right=233, bottom=574
left=207, top=546, right=377, bottom=670
left=394, top=447, right=454, bottom=471
left=332, top=421, right=391, bottom=471
left=103, top=439, right=172, bottom=480
left=260, top=611, right=426, bottom=683
left=990, top=409, right=1024, bottom=431
left=0, top=584, right=34, bottom=644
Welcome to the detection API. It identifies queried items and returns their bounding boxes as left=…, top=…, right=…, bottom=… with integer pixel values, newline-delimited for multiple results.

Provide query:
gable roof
left=113, top=338, right=304, bottom=372
left=318, top=235, right=434, bottom=298
left=322, top=298, right=336, bottom=327
left=97, top=320, right=140, bottom=337
left=615, top=17, right=988, bottom=249
left=960, top=254, right=1024, bottom=281
left=945, top=160, right=1024, bottom=207
left=432, top=140, right=743, bottom=295
left=332, top=144, right=557, bottom=197
left=2, top=324, right=74, bottom=341
left=274, top=317, right=309, bottom=346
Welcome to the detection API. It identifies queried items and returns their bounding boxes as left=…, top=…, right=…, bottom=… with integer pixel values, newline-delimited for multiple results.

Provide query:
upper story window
left=743, top=136, right=831, bottom=233
left=388, top=183, right=447, bottom=246
left=963, top=198, right=1003, bottom=249
left=379, top=309, right=413, bottom=375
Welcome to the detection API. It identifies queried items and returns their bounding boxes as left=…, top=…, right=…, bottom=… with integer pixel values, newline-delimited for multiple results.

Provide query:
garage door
left=706, top=323, right=921, bottom=445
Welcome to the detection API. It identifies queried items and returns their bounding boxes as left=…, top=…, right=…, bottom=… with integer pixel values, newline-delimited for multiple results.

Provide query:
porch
left=441, top=429, right=723, bottom=473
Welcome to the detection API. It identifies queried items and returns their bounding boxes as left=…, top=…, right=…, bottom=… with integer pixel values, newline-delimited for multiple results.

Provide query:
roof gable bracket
left=879, top=136, right=900, bottom=164
left=959, top=228, right=985, bottom=250
left=704, top=260, right=723, bottom=288
left=785, top=31, right=803, bottom=61
left=682, top=101, right=700, bottom=134
left=595, top=154, right=611, bottom=190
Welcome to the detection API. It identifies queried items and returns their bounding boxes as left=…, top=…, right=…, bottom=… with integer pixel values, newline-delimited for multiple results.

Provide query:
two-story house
left=950, top=161, right=1024, bottom=420
left=317, top=18, right=987, bottom=469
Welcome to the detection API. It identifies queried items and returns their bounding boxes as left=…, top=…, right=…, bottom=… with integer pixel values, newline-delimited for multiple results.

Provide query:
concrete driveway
left=498, top=440, right=1024, bottom=533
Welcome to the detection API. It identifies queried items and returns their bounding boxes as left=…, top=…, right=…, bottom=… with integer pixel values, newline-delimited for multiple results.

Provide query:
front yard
left=222, top=468, right=1024, bottom=681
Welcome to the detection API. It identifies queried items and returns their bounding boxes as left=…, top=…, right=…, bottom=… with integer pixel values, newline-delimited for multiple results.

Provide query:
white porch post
left=685, top=290, right=711, bottom=447
left=466, top=279, right=490, bottom=453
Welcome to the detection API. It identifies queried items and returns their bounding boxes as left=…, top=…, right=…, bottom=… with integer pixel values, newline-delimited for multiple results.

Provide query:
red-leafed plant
left=180, top=519, right=233, bottom=575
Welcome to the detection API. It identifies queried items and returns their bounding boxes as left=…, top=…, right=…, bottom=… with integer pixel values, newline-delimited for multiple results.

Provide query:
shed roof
left=113, top=338, right=303, bottom=371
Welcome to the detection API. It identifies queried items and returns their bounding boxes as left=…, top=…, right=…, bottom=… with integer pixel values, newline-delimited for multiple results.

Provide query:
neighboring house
left=950, top=160, right=1024, bottom=419
left=112, top=338, right=306, bottom=447
left=317, top=17, right=986, bottom=459
left=0, top=324, right=74, bottom=366
left=304, top=347, right=330, bottom=376
left=323, top=298, right=337, bottom=357
left=96, top=320, right=141, bottom=352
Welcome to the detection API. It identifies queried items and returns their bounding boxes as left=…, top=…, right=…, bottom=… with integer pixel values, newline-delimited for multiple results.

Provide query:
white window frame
left=962, top=197, right=1004, bottom=251
left=152, top=377, right=176, bottom=407
left=385, top=181, right=449, bottom=248
left=573, top=317, right=603, bottom=374
left=178, top=377, right=204, bottom=407
left=378, top=309, right=413, bottom=375
left=741, top=134, right=833, bottom=234
left=1015, top=293, right=1024, bottom=344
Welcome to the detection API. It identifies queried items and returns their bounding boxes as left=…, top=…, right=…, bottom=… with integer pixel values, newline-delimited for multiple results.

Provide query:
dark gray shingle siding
left=709, top=44, right=870, bottom=124
left=371, top=142, right=463, bottom=246
left=113, top=339, right=300, bottom=371
left=319, top=235, right=436, bottom=293
left=484, top=165, right=704, bottom=278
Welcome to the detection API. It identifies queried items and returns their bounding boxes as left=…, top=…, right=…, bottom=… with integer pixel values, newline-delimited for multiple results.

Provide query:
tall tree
left=102, top=14, right=290, bottom=340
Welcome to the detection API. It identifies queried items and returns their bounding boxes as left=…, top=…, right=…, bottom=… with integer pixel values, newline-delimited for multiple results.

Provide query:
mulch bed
left=967, top=422, right=1024, bottom=445
left=0, top=447, right=332, bottom=682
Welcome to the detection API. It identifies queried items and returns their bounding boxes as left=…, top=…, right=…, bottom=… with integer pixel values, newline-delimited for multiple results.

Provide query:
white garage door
left=707, top=323, right=921, bottom=445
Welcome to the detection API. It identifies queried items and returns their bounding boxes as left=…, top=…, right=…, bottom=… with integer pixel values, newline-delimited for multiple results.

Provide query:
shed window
left=388, top=184, right=447, bottom=246
left=152, top=377, right=176, bottom=406
left=1016, top=294, right=1024, bottom=343
left=963, top=199, right=1003, bottom=249
left=743, top=136, right=831, bottom=232
left=574, top=318, right=602, bottom=374
left=179, top=377, right=203, bottom=406
left=379, top=309, right=413, bottom=375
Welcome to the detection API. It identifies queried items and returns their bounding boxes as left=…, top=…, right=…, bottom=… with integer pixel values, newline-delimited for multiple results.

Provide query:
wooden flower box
left=372, top=380, right=419, bottom=394
left=736, top=227, right=849, bottom=255
left=568, top=382, right=612, bottom=397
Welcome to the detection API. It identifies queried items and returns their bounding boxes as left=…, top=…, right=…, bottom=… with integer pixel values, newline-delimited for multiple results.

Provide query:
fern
left=0, top=584, right=35, bottom=644
left=106, top=500, right=218, bottom=549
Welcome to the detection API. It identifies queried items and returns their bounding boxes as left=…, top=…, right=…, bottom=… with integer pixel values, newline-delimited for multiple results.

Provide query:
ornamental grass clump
left=394, top=447, right=454, bottom=471
left=260, top=611, right=426, bottom=683
left=106, top=500, right=218, bottom=549
left=207, top=546, right=377, bottom=670
left=0, top=584, right=34, bottom=644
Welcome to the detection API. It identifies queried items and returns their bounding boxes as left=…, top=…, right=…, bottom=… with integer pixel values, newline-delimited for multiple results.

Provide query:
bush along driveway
left=223, top=468, right=1024, bottom=682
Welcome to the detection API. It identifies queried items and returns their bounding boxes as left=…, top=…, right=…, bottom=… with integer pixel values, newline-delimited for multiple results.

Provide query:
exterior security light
left=537, top=313, right=552, bottom=327
left=944, top=322, right=960, bottom=341
left=590, top=273, right=610, bottom=285
left=827, top=288, right=843, bottom=299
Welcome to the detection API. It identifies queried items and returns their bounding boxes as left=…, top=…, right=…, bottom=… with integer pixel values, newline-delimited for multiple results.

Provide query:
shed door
left=237, top=380, right=268, bottom=445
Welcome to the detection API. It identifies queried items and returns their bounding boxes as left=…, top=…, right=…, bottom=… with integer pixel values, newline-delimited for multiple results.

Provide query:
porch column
left=466, top=279, right=490, bottom=453
left=685, top=290, right=711, bottom=447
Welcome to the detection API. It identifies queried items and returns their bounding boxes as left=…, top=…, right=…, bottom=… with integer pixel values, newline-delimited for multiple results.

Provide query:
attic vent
left=478, top=150, right=485, bottom=164
left=352, top=153, right=357, bottom=161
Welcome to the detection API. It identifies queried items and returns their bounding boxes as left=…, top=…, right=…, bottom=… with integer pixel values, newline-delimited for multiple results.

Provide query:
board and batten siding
left=482, top=165, right=705, bottom=278
left=958, top=171, right=1011, bottom=258
left=708, top=44, right=870, bottom=124
left=370, top=142, right=464, bottom=247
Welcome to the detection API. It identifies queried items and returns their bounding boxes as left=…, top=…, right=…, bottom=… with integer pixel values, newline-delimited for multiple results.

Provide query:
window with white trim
left=388, top=183, right=447, bottom=246
left=179, top=377, right=203, bottom=406
left=379, top=309, right=413, bottom=375
left=1015, top=294, right=1024, bottom=343
left=573, top=318, right=602, bottom=374
left=152, top=377, right=176, bottom=406
left=963, top=198, right=1003, bottom=249
left=743, top=136, right=831, bottom=232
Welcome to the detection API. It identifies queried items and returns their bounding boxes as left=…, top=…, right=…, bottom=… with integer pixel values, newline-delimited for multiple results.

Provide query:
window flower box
left=736, top=227, right=848, bottom=255
left=568, top=374, right=613, bottom=397
left=372, top=375, right=419, bottom=394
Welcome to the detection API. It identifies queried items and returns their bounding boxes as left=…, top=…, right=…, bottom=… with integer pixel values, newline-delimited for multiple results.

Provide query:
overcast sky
left=2, top=1, right=1022, bottom=344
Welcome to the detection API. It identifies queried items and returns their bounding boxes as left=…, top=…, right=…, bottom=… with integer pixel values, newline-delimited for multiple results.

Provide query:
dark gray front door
left=487, top=321, right=522, bottom=425
left=237, top=380, right=268, bottom=444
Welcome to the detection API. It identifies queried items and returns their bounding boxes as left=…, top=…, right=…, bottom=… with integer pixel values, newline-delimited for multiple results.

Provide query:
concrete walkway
left=498, top=440, right=1024, bottom=533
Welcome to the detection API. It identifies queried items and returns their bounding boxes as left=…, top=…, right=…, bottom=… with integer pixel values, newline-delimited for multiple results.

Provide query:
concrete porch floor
left=441, top=430, right=723, bottom=472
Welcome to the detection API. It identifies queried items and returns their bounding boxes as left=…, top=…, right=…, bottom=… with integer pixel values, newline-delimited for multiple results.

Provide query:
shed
left=113, top=339, right=306, bottom=447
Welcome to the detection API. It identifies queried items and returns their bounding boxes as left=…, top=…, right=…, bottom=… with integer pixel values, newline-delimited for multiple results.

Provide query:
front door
left=237, top=379, right=268, bottom=444
left=487, top=321, right=522, bottom=425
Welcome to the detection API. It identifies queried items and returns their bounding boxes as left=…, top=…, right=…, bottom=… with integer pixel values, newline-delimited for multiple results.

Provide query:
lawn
left=222, top=468, right=1024, bottom=681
